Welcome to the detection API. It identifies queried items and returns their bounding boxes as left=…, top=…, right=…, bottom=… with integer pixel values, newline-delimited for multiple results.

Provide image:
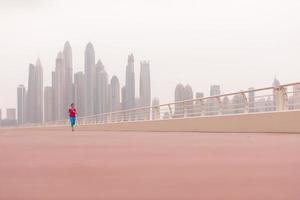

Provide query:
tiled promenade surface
left=0, top=129, right=299, bottom=200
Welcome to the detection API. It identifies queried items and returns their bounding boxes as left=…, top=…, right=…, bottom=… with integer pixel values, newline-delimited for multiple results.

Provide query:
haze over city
left=1, top=0, right=300, bottom=114
left=1, top=1, right=300, bottom=199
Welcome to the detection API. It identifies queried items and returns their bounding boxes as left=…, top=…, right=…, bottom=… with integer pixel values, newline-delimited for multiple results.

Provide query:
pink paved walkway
left=0, top=129, right=299, bottom=200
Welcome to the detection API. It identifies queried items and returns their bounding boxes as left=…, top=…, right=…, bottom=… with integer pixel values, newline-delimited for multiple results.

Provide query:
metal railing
left=17, top=82, right=300, bottom=128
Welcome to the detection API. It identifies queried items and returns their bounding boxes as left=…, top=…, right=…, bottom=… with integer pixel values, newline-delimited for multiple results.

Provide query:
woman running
left=69, top=103, right=77, bottom=131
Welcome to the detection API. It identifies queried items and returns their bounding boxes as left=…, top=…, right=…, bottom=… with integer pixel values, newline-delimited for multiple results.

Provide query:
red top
left=69, top=108, right=77, bottom=117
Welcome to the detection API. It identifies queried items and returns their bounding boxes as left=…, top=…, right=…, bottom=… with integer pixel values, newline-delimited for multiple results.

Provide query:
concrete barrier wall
left=12, top=110, right=300, bottom=133
left=71, top=110, right=300, bottom=133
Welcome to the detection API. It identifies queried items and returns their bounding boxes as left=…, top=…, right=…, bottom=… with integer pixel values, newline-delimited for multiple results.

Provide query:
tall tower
left=125, top=54, right=135, bottom=109
left=99, top=69, right=109, bottom=113
left=110, top=75, right=121, bottom=112
left=174, top=83, right=185, bottom=117
left=84, top=42, right=96, bottom=116
left=26, top=60, right=43, bottom=123
left=17, top=84, right=26, bottom=124
left=74, top=72, right=86, bottom=117
left=95, top=60, right=107, bottom=114
left=53, top=52, right=66, bottom=120
left=63, top=41, right=74, bottom=108
left=35, top=58, right=43, bottom=123
left=184, top=85, right=193, bottom=116
left=139, top=61, right=151, bottom=108
left=26, top=64, right=36, bottom=123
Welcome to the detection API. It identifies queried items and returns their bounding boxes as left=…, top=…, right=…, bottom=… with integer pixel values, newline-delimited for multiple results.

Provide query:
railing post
left=274, top=86, right=288, bottom=111
left=167, top=104, right=173, bottom=118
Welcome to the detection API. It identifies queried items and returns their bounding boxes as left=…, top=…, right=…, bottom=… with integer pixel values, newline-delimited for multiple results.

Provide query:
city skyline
left=1, top=0, right=300, bottom=113
left=8, top=41, right=153, bottom=124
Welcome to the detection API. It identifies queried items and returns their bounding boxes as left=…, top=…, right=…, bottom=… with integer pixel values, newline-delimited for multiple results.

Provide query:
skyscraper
left=35, top=58, right=44, bottom=123
left=74, top=72, right=86, bottom=117
left=110, top=75, right=121, bottom=112
left=26, top=64, right=36, bottom=123
left=44, top=86, right=54, bottom=122
left=17, top=84, right=26, bottom=124
left=125, top=54, right=135, bottom=109
left=95, top=60, right=108, bottom=114
left=63, top=41, right=74, bottom=109
left=139, top=61, right=151, bottom=108
left=139, top=61, right=151, bottom=120
left=184, top=85, right=193, bottom=116
left=84, top=42, right=96, bottom=116
left=52, top=52, right=66, bottom=120
left=26, top=59, right=43, bottom=123
left=174, top=83, right=185, bottom=117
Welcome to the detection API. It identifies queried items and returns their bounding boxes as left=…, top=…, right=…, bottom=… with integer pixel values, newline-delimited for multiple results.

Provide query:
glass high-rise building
left=17, top=84, right=26, bottom=124
left=84, top=42, right=96, bottom=116
left=125, top=54, right=135, bottom=109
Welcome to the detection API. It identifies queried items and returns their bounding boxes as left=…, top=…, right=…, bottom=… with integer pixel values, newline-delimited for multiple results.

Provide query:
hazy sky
left=0, top=0, right=300, bottom=115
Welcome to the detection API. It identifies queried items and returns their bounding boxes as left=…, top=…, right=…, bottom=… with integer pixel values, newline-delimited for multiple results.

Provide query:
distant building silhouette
left=35, top=59, right=44, bottom=123
left=17, top=85, right=26, bottom=124
left=125, top=54, right=135, bottom=109
left=53, top=52, right=66, bottom=120
left=184, top=85, right=193, bottom=116
left=84, top=42, right=96, bottom=116
left=139, top=61, right=151, bottom=108
left=63, top=41, right=74, bottom=110
left=95, top=60, right=108, bottom=114
left=74, top=72, right=86, bottom=118
left=111, top=75, right=121, bottom=112
left=139, top=61, right=151, bottom=120
left=26, top=59, right=43, bottom=123
left=174, top=83, right=185, bottom=117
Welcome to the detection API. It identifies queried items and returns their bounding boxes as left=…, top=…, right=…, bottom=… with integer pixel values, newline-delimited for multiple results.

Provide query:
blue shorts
left=69, top=117, right=76, bottom=126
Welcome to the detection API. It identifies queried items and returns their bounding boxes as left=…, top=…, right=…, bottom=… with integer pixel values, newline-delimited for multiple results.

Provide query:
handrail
left=12, top=81, right=300, bottom=128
